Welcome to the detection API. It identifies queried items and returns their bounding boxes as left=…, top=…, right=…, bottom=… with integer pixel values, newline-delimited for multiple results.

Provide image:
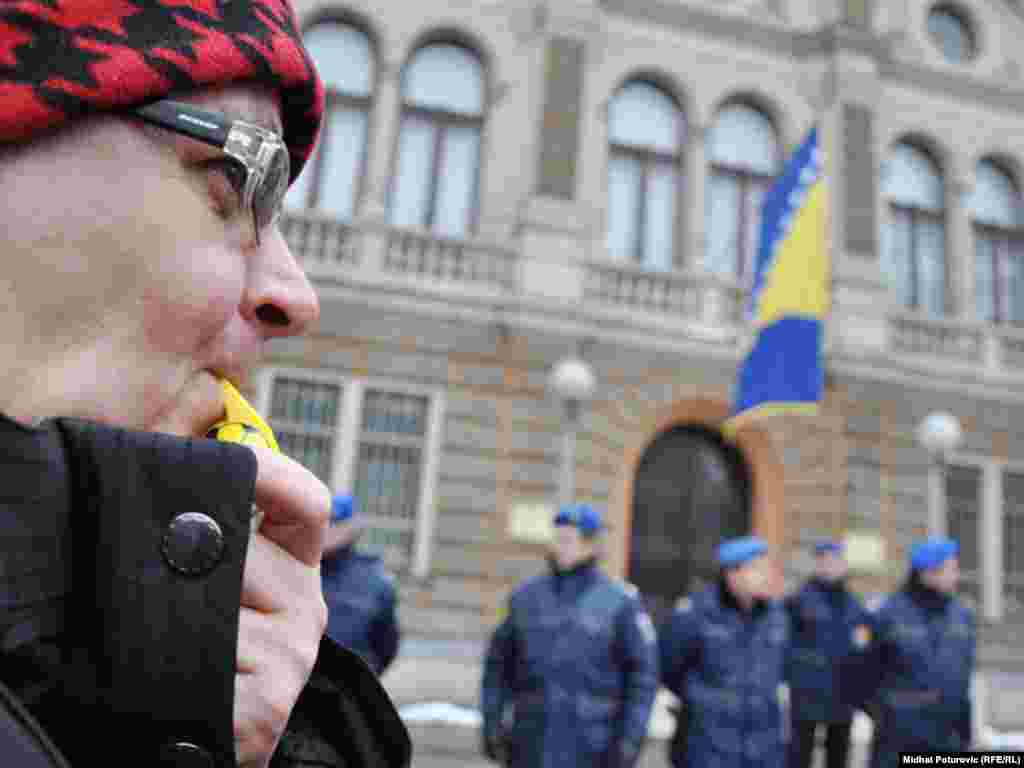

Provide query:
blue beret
left=553, top=503, right=603, bottom=537
left=815, top=539, right=844, bottom=556
left=331, top=493, right=356, bottom=523
left=910, top=536, right=958, bottom=571
left=717, top=536, right=768, bottom=568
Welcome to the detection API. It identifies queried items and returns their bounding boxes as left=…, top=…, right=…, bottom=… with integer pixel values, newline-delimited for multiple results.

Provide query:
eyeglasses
left=133, top=99, right=290, bottom=246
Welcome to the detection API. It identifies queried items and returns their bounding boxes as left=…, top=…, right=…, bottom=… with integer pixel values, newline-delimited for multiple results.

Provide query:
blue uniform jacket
left=658, top=582, right=788, bottom=768
left=784, top=578, right=873, bottom=724
left=860, top=581, right=975, bottom=768
left=481, top=559, right=659, bottom=768
left=321, top=545, right=400, bottom=676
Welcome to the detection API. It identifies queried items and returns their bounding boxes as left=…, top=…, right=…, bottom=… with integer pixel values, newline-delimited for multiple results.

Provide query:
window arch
left=389, top=42, right=484, bottom=239
left=704, top=102, right=779, bottom=285
left=969, top=159, right=1024, bottom=323
left=285, top=21, right=374, bottom=218
left=605, top=80, right=685, bottom=271
left=882, top=141, right=947, bottom=316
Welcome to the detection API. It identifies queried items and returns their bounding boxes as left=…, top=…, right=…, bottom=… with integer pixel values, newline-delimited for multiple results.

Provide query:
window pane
left=1009, top=245, right=1024, bottom=324
left=609, top=81, right=682, bottom=154
left=607, top=153, right=642, bottom=261
left=304, top=23, right=373, bottom=97
left=884, top=208, right=914, bottom=307
left=355, top=389, right=430, bottom=572
left=316, top=106, right=368, bottom=219
left=928, top=8, right=973, bottom=64
left=361, top=390, right=429, bottom=436
left=970, top=160, right=1021, bottom=228
left=403, top=44, right=483, bottom=116
left=742, top=179, right=769, bottom=284
left=267, top=378, right=341, bottom=486
left=975, top=234, right=997, bottom=322
left=355, top=443, right=418, bottom=520
left=1003, top=471, right=1024, bottom=617
left=269, top=378, right=341, bottom=427
left=389, top=114, right=436, bottom=230
left=705, top=171, right=742, bottom=277
left=708, top=104, right=777, bottom=176
left=918, top=217, right=947, bottom=316
left=643, top=160, right=676, bottom=271
left=947, top=465, right=981, bottom=610
left=883, top=143, right=944, bottom=212
left=433, top=124, right=479, bottom=238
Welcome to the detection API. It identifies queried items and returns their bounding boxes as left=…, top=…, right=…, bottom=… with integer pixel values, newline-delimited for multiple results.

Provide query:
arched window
left=389, top=43, right=484, bottom=239
left=882, top=142, right=947, bottom=316
left=704, top=103, right=779, bottom=285
left=285, top=22, right=374, bottom=218
left=927, top=4, right=976, bottom=64
left=969, top=160, right=1024, bottom=323
left=606, top=81, right=684, bottom=271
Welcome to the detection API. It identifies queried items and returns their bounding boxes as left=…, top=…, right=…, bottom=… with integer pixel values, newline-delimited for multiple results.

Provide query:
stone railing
left=993, top=324, right=1024, bottom=373
left=887, top=311, right=986, bottom=364
left=383, top=228, right=518, bottom=293
left=280, top=211, right=358, bottom=267
left=583, top=259, right=744, bottom=329
left=886, top=311, right=1024, bottom=376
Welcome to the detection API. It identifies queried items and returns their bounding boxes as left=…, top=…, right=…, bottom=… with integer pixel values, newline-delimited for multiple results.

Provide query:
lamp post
left=917, top=411, right=963, bottom=537
left=550, top=356, right=596, bottom=508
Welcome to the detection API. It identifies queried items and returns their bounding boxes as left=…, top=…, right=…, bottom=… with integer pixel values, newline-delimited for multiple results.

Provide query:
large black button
left=157, top=742, right=216, bottom=768
left=162, top=512, right=225, bottom=577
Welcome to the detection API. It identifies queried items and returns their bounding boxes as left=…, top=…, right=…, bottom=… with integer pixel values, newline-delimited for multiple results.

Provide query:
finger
left=240, top=532, right=323, bottom=614
left=248, top=446, right=330, bottom=566
left=233, top=671, right=293, bottom=768
left=236, top=605, right=325, bottom=677
left=236, top=607, right=291, bottom=675
left=147, top=370, right=225, bottom=437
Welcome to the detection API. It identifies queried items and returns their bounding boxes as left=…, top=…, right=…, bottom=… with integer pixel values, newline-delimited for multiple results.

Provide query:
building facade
left=254, top=0, right=1024, bottom=732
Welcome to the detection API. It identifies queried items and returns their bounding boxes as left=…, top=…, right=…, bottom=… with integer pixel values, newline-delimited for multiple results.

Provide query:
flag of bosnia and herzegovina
left=724, top=125, right=829, bottom=435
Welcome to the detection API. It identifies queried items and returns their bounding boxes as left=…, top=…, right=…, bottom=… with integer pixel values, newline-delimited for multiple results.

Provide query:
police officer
left=480, top=503, right=658, bottom=768
left=785, top=539, right=873, bottom=768
left=659, top=536, right=788, bottom=768
left=321, top=493, right=401, bottom=676
left=860, top=536, right=976, bottom=767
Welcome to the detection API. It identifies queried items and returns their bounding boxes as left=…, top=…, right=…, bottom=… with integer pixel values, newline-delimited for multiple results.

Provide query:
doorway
left=628, top=423, right=751, bottom=623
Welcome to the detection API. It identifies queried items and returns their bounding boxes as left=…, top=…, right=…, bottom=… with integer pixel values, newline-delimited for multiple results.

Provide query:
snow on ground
left=398, top=698, right=1024, bottom=753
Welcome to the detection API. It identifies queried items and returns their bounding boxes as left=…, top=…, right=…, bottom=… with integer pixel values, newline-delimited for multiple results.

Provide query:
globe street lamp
left=917, top=411, right=963, bottom=537
left=550, top=356, right=597, bottom=508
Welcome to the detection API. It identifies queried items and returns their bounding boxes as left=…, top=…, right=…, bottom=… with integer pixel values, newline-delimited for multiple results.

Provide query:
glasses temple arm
left=133, top=100, right=231, bottom=147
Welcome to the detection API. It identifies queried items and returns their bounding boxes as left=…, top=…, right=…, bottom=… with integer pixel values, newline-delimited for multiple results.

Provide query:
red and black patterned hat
left=0, top=0, right=324, bottom=181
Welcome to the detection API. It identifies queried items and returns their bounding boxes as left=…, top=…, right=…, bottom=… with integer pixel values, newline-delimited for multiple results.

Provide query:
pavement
left=381, top=638, right=880, bottom=768
left=382, top=637, right=1024, bottom=766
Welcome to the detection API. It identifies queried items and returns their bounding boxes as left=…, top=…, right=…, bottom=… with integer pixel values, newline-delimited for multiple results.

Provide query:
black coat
left=0, top=413, right=410, bottom=767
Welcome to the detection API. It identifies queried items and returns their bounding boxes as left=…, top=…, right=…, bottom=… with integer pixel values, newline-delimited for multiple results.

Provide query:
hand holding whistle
left=206, top=379, right=280, bottom=531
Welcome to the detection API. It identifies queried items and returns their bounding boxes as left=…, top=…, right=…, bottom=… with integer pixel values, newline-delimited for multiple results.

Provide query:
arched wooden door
left=628, top=423, right=751, bottom=624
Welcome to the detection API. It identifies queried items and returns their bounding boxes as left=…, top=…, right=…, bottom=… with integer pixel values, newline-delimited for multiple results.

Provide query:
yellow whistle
left=206, top=379, right=280, bottom=453
left=206, top=379, right=280, bottom=531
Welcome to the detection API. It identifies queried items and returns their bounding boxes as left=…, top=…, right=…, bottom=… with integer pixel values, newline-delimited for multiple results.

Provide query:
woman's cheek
left=142, top=251, right=245, bottom=355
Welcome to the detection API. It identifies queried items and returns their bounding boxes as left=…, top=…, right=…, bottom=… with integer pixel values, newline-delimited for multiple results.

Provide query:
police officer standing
left=860, top=536, right=976, bottom=767
left=659, top=536, right=788, bottom=768
left=321, top=493, right=401, bottom=676
left=785, top=540, right=873, bottom=768
left=481, top=503, right=658, bottom=768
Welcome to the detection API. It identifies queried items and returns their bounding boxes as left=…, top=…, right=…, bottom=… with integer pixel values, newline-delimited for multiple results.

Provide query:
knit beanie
left=0, top=0, right=324, bottom=181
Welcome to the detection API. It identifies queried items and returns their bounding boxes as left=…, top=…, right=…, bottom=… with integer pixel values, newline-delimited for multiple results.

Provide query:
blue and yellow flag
left=724, top=125, right=829, bottom=435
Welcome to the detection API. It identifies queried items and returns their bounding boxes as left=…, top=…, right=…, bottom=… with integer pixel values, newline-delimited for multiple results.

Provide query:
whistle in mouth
left=205, top=379, right=280, bottom=453
left=206, top=379, right=280, bottom=530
